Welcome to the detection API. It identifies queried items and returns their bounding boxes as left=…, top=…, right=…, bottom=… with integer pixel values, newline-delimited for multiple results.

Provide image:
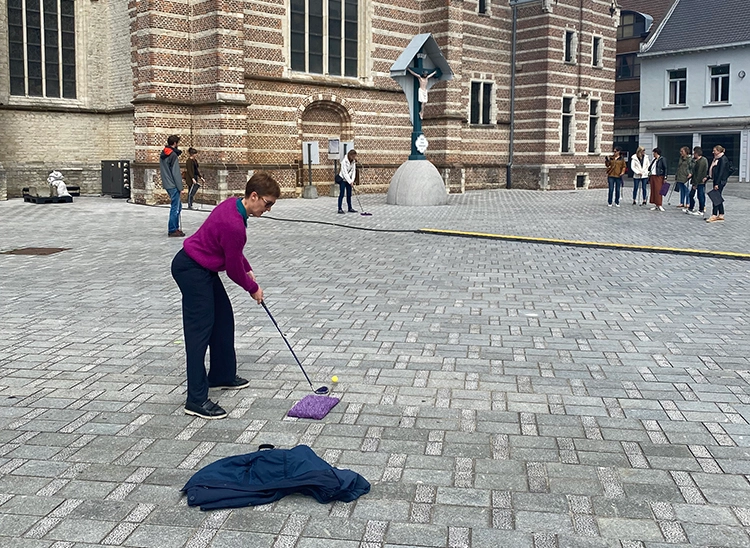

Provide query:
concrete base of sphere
left=386, top=160, right=448, bottom=206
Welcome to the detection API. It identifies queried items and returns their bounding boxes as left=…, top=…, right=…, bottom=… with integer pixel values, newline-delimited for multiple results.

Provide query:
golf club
left=261, top=300, right=329, bottom=395
left=354, top=164, right=372, bottom=216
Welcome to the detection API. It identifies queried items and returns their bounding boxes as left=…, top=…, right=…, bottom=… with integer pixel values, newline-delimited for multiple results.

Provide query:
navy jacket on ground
left=182, top=445, right=371, bottom=510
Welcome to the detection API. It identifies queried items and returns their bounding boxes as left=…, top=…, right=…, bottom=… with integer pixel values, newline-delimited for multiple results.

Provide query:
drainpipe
left=507, top=2, right=518, bottom=189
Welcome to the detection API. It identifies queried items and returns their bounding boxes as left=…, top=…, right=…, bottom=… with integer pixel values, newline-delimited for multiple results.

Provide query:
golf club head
left=314, top=386, right=330, bottom=395
left=360, top=212, right=372, bottom=216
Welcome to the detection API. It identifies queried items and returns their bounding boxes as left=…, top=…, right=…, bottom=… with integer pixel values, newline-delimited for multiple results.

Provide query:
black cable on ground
left=128, top=200, right=748, bottom=261
left=261, top=215, right=416, bottom=233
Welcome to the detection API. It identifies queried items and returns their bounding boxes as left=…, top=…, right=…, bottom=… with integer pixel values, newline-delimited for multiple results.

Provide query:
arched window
left=7, top=0, right=76, bottom=98
left=291, top=0, right=358, bottom=77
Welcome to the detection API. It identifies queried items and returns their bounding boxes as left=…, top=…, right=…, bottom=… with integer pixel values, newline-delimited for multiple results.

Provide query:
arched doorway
left=298, top=97, right=354, bottom=194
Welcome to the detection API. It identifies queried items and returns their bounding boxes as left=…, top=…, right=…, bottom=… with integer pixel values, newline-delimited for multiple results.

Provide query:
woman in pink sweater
left=171, top=172, right=281, bottom=419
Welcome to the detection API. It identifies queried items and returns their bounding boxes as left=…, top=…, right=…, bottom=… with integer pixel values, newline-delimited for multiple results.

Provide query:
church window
left=470, top=81, right=493, bottom=125
left=291, top=0, right=358, bottom=77
left=8, top=0, right=76, bottom=98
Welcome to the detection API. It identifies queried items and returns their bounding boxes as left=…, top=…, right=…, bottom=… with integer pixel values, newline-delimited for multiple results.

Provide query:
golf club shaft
left=261, top=301, right=315, bottom=389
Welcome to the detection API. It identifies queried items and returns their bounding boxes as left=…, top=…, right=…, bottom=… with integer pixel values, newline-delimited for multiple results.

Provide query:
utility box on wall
left=101, top=161, right=131, bottom=198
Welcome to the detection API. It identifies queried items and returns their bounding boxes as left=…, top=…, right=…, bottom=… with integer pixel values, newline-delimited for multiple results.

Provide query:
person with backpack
left=706, top=145, right=731, bottom=223
left=648, top=148, right=667, bottom=211
left=160, top=135, right=185, bottom=236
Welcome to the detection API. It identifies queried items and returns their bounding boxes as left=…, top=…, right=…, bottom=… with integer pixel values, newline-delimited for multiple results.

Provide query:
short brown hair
left=693, top=146, right=702, bottom=155
left=347, top=149, right=357, bottom=162
left=245, top=171, right=281, bottom=199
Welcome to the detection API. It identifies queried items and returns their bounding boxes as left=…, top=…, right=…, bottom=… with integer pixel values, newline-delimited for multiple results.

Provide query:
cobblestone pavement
left=1, top=186, right=750, bottom=548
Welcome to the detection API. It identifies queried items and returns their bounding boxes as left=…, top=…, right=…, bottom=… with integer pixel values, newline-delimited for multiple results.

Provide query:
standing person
left=160, top=135, right=185, bottom=237
left=171, top=172, right=281, bottom=419
left=336, top=149, right=358, bottom=214
left=685, top=146, right=708, bottom=217
left=186, top=148, right=205, bottom=210
left=706, top=145, right=730, bottom=223
left=674, top=146, right=692, bottom=208
left=648, top=147, right=667, bottom=211
left=630, top=146, right=649, bottom=205
left=407, top=67, right=437, bottom=119
left=605, top=146, right=628, bottom=207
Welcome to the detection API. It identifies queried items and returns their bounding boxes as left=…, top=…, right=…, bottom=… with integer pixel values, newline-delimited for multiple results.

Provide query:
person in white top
left=630, top=146, right=649, bottom=205
left=336, top=149, right=357, bottom=214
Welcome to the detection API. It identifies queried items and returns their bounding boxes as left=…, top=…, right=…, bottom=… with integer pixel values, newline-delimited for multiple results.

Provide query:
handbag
left=334, top=174, right=344, bottom=185
left=707, top=188, right=724, bottom=205
left=659, top=181, right=670, bottom=196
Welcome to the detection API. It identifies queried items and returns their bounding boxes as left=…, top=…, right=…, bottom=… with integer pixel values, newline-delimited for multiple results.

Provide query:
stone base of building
left=1, top=163, right=102, bottom=199
left=509, top=165, right=608, bottom=191
left=128, top=162, right=608, bottom=205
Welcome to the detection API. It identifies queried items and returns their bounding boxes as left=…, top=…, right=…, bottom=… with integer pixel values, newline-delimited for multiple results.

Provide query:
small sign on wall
left=328, top=139, right=340, bottom=160
left=302, top=141, right=320, bottom=165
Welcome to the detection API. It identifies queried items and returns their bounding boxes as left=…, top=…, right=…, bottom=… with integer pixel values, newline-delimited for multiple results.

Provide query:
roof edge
left=640, top=40, right=750, bottom=58
left=640, top=0, right=680, bottom=54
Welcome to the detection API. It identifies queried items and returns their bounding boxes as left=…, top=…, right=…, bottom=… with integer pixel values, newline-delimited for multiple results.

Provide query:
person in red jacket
left=171, top=172, right=281, bottom=419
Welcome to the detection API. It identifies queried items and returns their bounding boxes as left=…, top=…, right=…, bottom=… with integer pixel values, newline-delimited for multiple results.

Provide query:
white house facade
left=637, top=0, right=750, bottom=181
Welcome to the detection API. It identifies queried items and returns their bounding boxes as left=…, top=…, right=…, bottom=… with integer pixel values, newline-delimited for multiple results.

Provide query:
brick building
left=1, top=0, right=621, bottom=202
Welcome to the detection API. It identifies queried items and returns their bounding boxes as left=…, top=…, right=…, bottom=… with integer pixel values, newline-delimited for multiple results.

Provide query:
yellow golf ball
left=331, top=376, right=339, bottom=383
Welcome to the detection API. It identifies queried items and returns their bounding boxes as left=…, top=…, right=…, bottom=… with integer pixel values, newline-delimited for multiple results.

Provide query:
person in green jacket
left=674, top=146, right=692, bottom=208
left=685, top=146, right=708, bottom=216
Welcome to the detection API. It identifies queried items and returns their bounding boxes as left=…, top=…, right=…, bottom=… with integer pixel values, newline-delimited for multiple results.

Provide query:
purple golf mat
left=287, top=394, right=340, bottom=420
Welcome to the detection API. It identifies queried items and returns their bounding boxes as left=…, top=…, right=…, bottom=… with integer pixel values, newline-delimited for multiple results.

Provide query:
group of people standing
left=606, top=144, right=731, bottom=223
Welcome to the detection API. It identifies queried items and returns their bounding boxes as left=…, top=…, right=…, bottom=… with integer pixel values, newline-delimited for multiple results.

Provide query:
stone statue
left=47, top=171, right=71, bottom=198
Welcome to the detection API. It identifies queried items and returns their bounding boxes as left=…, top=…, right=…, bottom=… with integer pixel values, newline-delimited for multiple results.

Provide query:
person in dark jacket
left=186, top=148, right=204, bottom=210
left=648, top=148, right=667, bottom=211
left=706, top=145, right=730, bottom=223
left=160, top=135, right=184, bottom=237
left=685, top=146, right=708, bottom=216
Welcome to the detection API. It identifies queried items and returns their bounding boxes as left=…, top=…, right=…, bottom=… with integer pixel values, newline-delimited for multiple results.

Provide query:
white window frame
left=7, top=0, right=76, bottom=99
left=708, top=64, right=730, bottom=104
left=591, top=35, right=603, bottom=67
left=561, top=95, right=575, bottom=153
left=289, top=0, right=360, bottom=78
left=588, top=98, right=600, bottom=154
left=667, top=68, right=687, bottom=106
left=469, top=80, right=494, bottom=125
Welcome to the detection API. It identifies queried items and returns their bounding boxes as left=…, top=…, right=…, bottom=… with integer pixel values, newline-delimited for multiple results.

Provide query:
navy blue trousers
left=171, top=249, right=237, bottom=405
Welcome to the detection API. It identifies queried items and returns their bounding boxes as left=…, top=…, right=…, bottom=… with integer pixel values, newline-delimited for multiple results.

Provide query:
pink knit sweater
left=183, top=198, right=259, bottom=295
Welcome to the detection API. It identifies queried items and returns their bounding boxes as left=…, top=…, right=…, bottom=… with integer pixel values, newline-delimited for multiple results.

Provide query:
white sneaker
left=650, top=207, right=657, bottom=210
left=615, top=203, right=620, bottom=207
left=608, top=204, right=612, bottom=207
left=684, top=209, right=692, bottom=214
left=658, top=206, right=665, bottom=211
left=692, top=210, right=703, bottom=216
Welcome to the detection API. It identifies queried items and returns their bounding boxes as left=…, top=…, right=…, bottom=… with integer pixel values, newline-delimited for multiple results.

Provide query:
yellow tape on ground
left=417, top=228, right=750, bottom=261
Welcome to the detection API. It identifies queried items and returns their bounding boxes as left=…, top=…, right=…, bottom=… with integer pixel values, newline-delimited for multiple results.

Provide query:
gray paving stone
left=45, top=518, right=115, bottom=543
left=3, top=193, right=750, bottom=547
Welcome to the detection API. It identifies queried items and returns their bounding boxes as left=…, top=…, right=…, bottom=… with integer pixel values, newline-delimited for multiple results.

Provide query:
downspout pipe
left=507, top=2, right=518, bottom=189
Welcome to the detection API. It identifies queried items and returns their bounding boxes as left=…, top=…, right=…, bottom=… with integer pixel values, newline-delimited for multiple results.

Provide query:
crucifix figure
left=407, top=67, right=437, bottom=119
